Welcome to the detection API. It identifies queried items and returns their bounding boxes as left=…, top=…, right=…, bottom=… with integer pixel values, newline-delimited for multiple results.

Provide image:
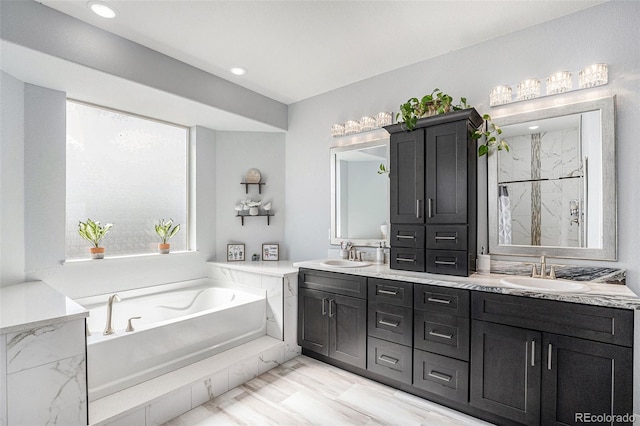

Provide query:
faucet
left=103, top=294, right=121, bottom=335
left=349, top=246, right=357, bottom=261
left=528, top=255, right=556, bottom=279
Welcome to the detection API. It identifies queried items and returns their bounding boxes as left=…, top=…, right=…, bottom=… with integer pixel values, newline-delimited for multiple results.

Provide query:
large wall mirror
left=331, top=133, right=389, bottom=247
left=488, top=96, right=616, bottom=260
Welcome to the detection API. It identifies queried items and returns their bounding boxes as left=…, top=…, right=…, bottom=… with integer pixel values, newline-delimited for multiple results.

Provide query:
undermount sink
left=499, top=276, right=590, bottom=293
left=320, top=259, right=371, bottom=268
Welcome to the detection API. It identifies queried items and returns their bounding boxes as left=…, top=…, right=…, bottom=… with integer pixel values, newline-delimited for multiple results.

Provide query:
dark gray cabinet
left=471, top=292, right=634, bottom=426
left=385, top=109, right=482, bottom=276
left=298, top=270, right=367, bottom=369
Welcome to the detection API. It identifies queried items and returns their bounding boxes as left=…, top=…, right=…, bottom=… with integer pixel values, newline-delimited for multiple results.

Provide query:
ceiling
left=38, top=0, right=605, bottom=105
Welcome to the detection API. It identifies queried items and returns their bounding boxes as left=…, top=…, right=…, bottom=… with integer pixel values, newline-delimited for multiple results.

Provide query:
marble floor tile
left=164, top=356, right=493, bottom=426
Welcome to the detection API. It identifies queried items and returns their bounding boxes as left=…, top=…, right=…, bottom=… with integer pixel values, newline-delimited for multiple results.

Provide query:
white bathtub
left=75, top=279, right=266, bottom=401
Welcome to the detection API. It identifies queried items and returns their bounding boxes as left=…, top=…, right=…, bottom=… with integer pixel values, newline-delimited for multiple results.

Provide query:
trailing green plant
left=472, top=114, right=509, bottom=157
left=377, top=163, right=390, bottom=176
left=395, top=89, right=508, bottom=157
left=78, top=219, right=113, bottom=248
left=155, top=218, right=181, bottom=244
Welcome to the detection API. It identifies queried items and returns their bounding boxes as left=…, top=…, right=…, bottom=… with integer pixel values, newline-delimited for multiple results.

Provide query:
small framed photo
left=262, top=244, right=279, bottom=261
left=227, top=244, right=245, bottom=262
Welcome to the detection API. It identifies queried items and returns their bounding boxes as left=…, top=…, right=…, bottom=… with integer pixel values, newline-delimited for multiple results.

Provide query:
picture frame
left=262, top=243, right=279, bottom=261
left=227, top=244, right=245, bottom=262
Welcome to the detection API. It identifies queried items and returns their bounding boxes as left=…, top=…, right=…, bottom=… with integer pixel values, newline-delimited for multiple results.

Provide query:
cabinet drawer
left=426, top=250, right=469, bottom=277
left=368, top=278, right=413, bottom=308
left=391, top=224, right=425, bottom=248
left=426, top=226, right=468, bottom=251
left=414, top=285, right=469, bottom=318
left=298, top=268, right=367, bottom=299
left=414, top=311, right=469, bottom=361
left=390, top=248, right=425, bottom=272
left=472, top=292, right=634, bottom=347
left=413, top=349, right=469, bottom=404
left=367, top=337, right=412, bottom=385
left=368, top=302, right=413, bottom=347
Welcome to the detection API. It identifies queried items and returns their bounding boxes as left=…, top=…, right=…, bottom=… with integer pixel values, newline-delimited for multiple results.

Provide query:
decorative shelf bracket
left=236, top=213, right=273, bottom=226
left=241, top=182, right=266, bottom=194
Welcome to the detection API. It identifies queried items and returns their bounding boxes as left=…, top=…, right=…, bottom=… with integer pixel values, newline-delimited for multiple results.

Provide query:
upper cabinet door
left=390, top=129, right=425, bottom=224
left=425, top=121, right=468, bottom=224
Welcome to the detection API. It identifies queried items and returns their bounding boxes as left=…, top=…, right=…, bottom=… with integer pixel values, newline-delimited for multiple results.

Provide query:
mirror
left=488, top=96, right=616, bottom=260
left=331, top=135, right=389, bottom=247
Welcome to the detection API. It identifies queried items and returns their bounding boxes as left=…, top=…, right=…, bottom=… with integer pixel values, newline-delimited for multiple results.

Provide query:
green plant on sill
left=395, top=89, right=508, bottom=157
left=155, top=218, right=181, bottom=244
left=78, top=218, right=113, bottom=247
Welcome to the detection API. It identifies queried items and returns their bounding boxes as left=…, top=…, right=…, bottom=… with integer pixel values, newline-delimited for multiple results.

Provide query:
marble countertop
left=0, top=281, right=88, bottom=334
left=208, top=261, right=298, bottom=277
left=293, top=260, right=640, bottom=311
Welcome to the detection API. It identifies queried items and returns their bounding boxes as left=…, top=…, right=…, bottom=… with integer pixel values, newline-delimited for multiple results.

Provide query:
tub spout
left=103, top=294, right=121, bottom=335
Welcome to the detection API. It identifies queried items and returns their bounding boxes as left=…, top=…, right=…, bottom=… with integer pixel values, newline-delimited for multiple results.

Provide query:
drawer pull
left=321, top=298, right=327, bottom=316
left=428, top=198, right=433, bottom=218
left=396, top=235, right=415, bottom=240
left=548, top=343, right=553, bottom=370
left=429, top=330, right=453, bottom=339
left=378, top=355, right=399, bottom=365
left=434, top=236, right=456, bottom=241
left=434, top=260, right=457, bottom=266
left=428, top=370, right=452, bottom=382
left=379, top=319, right=400, bottom=328
left=378, top=289, right=398, bottom=296
left=396, top=257, right=416, bottom=263
left=427, top=297, right=451, bottom=305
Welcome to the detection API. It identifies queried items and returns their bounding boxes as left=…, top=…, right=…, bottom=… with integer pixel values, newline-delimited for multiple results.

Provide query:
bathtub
left=75, top=279, right=266, bottom=401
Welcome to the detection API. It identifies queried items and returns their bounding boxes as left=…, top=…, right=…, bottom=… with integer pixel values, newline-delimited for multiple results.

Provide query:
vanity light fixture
left=230, top=67, right=247, bottom=76
left=517, top=79, right=541, bottom=101
left=344, top=120, right=361, bottom=135
left=360, top=116, right=376, bottom=131
left=376, top=112, right=392, bottom=127
left=579, top=63, right=608, bottom=89
left=88, top=1, right=117, bottom=18
left=331, top=112, right=392, bottom=137
left=331, top=123, right=345, bottom=137
left=489, top=63, right=608, bottom=107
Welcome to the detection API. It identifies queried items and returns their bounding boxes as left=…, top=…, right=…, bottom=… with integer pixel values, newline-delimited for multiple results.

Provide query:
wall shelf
left=236, top=213, right=273, bottom=226
left=241, top=182, right=266, bottom=194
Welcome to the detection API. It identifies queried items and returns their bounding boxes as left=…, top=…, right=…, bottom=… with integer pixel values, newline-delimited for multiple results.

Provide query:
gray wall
left=285, top=1, right=640, bottom=295
left=215, top=131, right=286, bottom=261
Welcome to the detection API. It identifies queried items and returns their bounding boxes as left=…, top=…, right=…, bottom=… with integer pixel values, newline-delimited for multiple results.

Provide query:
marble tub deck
left=165, top=355, right=493, bottom=426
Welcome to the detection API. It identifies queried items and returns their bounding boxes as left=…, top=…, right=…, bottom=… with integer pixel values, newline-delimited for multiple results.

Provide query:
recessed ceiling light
left=89, top=1, right=117, bottom=19
left=230, top=67, right=247, bottom=76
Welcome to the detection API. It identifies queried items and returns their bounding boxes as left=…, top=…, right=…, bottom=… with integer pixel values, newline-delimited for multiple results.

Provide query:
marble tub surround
left=208, top=261, right=301, bottom=361
left=294, top=260, right=640, bottom=310
left=490, top=259, right=626, bottom=284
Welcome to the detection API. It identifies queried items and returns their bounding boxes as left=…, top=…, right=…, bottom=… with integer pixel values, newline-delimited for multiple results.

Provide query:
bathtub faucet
left=103, top=294, right=121, bottom=335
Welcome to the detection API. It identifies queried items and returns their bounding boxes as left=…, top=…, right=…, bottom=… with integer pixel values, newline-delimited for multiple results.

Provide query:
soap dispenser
left=376, top=242, right=385, bottom=264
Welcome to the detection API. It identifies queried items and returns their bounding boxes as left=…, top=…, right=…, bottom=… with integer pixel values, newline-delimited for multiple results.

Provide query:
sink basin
left=320, top=259, right=371, bottom=268
left=499, top=276, right=590, bottom=293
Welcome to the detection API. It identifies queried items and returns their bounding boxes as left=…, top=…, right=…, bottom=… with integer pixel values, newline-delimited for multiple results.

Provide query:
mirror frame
left=488, top=96, right=616, bottom=260
left=330, top=130, right=390, bottom=247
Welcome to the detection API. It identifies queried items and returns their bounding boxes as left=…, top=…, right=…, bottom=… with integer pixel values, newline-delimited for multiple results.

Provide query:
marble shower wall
left=499, top=128, right=582, bottom=247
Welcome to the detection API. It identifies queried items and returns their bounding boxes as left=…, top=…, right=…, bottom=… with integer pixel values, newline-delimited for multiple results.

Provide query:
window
left=66, top=101, right=189, bottom=259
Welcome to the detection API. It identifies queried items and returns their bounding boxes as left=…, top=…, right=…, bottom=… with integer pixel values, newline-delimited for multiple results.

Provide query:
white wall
left=285, top=2, right=640, bottom=295
left=215, top=131, right=286, bottom=261
left=0, top=71, right=25, bottom=286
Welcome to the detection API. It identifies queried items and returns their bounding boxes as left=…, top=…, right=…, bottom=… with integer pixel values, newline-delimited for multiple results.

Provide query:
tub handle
left=126, top=316, right=142, bottom=332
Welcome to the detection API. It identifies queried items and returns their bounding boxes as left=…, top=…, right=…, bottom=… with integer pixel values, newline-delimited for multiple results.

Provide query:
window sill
left=63, top=250, right=199, bottom=265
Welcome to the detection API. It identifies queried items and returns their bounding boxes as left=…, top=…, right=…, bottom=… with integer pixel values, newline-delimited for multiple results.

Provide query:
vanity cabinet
left=386, top=109, right=483, bottom=276
left=298, top=269, right=367, bottom=369
left=470, top=292, right=634, bottom=426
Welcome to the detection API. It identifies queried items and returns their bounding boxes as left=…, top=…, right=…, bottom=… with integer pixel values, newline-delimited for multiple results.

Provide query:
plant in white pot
left=78, top=219, right=113, bottom=259
left=241, top=199, right=262, bottom=216
left=155, top=218, right=180, bottom=254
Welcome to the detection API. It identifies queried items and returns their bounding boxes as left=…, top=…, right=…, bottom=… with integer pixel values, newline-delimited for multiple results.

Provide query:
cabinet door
left=298, top=288, right=329, bottom=356
left=542, top=334, right=633, bottom=426
left=329, top=294, right=367, bottom=369
left=425, top=121, right=468, bottom=224
left=390, top=129, right=425, bottom=224
left=470, top=321, right=541, bottom=426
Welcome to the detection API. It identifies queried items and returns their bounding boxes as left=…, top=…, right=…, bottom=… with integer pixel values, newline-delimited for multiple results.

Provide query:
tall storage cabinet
left=385, top=109, right=483, bottom=276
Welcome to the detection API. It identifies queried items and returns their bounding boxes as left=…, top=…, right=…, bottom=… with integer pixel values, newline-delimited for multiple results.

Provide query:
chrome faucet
left=528, top=255, right=556, bottom=279
left=103, top=294, right=121, bottom=335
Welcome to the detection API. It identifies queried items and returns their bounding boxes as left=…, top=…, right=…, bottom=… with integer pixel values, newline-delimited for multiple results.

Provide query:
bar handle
left=416, top=200, right=422, bottom=219
left=378, top=289, right=398, bottom=296
left=434, top=260, right=457, bottom=266
left=429, top=330, right=453, bottom=340
left=379, top=319, right=400, bottom=328
left=321, top=298, right=327, bottom=316
left=328, top=299, right=335, bottom=317
left=396, top=235, right=416, bottom=240
left=548, top=343, right=553, bottom=370
left=428, top=199, right=433, bottom=218
left=378, top=355, right=399, bottom=365
left=427, top=297, right=451, bottom=305
left=434, top=236, right=457, bottom=241
left=428, top=371, right=452, bottom=382
left=396, top=257, right=416, bottom=263
left=531, top=340, right=536, bottom=367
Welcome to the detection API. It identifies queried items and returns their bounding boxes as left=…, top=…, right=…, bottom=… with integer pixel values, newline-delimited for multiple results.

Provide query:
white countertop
left=208, top=260, right=298, bottom=277
left=294, top=259, right=640, bottom=310
left=0, top=281, right=88, bottom=334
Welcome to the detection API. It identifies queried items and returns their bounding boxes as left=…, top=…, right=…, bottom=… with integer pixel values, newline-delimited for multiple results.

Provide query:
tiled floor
left=164, top=355, right=493, bottom=426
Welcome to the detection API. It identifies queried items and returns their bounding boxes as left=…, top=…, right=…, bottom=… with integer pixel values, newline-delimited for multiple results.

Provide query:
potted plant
left=395, top=89, right=508, bottom=157
left=155, top=218, right=180, bottom=254
left=78, top=219, right=113, bottom=259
